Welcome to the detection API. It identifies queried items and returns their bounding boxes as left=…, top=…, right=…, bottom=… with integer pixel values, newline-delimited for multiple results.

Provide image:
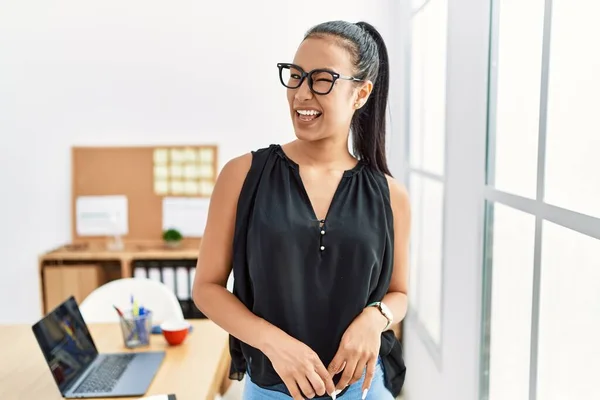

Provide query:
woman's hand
left=263, top=330, right=336, bottom=400
left=327, top=307, right=387, bottom=398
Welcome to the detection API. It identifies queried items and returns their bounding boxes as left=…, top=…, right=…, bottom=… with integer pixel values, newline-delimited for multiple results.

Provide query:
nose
left=294, top=77, right=313, bottom=102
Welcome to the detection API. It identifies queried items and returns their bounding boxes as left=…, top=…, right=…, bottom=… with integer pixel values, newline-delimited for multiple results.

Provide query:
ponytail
left=352, top=22, right=390, bottom=176
left=305, top=21, right=391, bottom=175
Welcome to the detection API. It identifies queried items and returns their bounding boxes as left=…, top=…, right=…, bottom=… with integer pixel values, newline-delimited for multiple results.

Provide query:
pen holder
left=119, top=310, right=152, bottom=348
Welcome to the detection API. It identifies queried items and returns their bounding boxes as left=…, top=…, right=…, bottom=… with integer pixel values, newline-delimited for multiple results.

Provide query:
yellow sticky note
left=184, top=148, right=197, bottom=162
left=184, top=164, right=197, bottom=179
left=154, top=149, right=169, bottom=164
left=170, top=165, right=183, bottom=178
left=199, top=148, right=214, bottom=164
left=154, top=166, right=169, bottom=179
left=154, top=180, right=169, bottom=195
left=184, top=181, right=198, bottom=195
left=199, top=180, right=214, bottom=196
left=197, top=165, right=214, bottom=179
left=170, top=149, right=184, bottom=164
left=171, top=180, right=184, bottom=195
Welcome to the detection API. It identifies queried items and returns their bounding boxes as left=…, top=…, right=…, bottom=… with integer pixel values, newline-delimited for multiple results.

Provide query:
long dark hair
left=305, top=21, right=391, bottom=176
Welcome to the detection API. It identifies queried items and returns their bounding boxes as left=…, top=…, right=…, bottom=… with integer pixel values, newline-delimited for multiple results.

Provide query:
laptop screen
left=32, top=296, right=98, bottom=393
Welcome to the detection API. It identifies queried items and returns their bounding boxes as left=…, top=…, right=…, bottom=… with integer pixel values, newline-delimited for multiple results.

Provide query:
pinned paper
left=154, top=149, right=169, bottom=164
left=170, top=165, right=183, bottom=178
left=170, top=149, right=185, bottom=163
left=154, top=166, right=169, bottom=179
left=183, top=148, right=197, bottom=162
left=76, top=195, right=128, bottom=236
left=153, top=146, right=217, bottom=196
left=162, top=197, right=210, bottom=237
left=184, top=165, right=197, bottom=179
left=154, top=180, right=169, bottom=195
left=171, top=181, right=185, bottom=195
left=198, top=148, right=214, bottom=164
left=197, top=165, right=214, bottom=179
left=184, top=181, right=198, bottom=195
left=198, top=180, right=214, bottom=196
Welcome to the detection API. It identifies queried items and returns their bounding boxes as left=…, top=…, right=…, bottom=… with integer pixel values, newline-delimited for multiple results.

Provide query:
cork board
left=72, top=145, right=218, bottom=242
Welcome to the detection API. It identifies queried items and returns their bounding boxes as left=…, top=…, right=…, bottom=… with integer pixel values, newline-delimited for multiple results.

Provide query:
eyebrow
left=293, top=63, right=339, bottom=72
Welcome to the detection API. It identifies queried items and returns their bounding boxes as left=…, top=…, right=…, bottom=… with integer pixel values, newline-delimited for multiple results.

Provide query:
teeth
left=297, top=109, right=321, bottom=116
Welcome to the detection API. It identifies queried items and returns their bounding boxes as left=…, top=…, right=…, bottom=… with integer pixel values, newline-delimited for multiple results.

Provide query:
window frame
left=404, top=0, right=450, bottom=366
left=480, top=0, right=600, bottom=399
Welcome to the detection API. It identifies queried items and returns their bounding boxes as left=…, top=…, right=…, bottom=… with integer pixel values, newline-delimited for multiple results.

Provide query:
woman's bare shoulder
left=213, top=153, right=253, bottom=197
left=222, top=152, right=253, bottom=176
left=384, top=175, right=410, bottom=217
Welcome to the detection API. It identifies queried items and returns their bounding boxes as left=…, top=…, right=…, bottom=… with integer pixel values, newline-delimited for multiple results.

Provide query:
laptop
left=32, top=296, right=165, bottom=398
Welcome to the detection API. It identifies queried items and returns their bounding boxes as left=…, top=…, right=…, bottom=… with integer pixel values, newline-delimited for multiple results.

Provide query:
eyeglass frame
left=277, top=62, right=364, bottom=95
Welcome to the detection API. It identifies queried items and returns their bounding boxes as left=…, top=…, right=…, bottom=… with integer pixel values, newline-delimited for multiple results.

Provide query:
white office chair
left=79, top=278, right=184, bottom=324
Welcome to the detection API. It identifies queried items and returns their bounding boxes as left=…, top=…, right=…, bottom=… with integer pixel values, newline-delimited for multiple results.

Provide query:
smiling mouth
left=296, top=110, right=323, bottom=122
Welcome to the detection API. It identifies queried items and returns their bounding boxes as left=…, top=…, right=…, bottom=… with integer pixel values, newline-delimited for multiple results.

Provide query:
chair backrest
left=79, top=278, right=184, bottom=324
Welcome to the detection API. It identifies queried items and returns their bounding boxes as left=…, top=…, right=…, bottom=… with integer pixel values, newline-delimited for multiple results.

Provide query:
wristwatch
left=367, top=301, right=393, bottom=331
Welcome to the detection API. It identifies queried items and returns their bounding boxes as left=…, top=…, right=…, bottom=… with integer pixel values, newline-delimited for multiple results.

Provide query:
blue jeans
left=243, top=358, right=394, bottom=399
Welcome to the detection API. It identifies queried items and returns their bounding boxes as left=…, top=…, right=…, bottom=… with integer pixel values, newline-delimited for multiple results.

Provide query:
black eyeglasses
left=277, top=63, right=363, bottom=95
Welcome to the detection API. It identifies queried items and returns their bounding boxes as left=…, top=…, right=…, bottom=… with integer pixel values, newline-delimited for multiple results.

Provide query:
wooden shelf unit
left=38, top=240, right=201, bottom=314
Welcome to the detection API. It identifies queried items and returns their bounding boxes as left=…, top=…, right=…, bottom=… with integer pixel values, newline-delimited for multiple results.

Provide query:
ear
left=353, top=80, right=373, bottom=110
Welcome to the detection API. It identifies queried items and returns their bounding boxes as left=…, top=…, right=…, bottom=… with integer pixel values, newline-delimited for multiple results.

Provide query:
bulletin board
left=71, top=145, right=218, bottom=242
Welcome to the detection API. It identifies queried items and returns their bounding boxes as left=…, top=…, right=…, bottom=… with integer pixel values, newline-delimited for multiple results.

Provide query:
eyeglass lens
left=279, top=65, right=335, bottom=95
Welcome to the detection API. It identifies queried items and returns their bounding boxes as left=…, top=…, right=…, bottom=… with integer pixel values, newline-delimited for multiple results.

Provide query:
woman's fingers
left=336, top=356, right=359, bottom=391
left=314, top=362, right=336, bottom=397
left=361, top=358, right=377, bottom=399
left=327, top=352, right=346, bottom=376
left=296, top=375, right=316, bottom=399
left=281, top=376, right=304, bottom=400
left=350, top=356, right=368, bottom=385
left=306, top=369, right=327, bottom=397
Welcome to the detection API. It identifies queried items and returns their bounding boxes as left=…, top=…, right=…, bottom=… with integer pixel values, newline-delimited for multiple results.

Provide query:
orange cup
left=160, top=320, right=191, bottom=346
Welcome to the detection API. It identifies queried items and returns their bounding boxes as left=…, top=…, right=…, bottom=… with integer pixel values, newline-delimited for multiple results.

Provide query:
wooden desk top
left=0, top=320, right=229, bottom=400
left=40, top=240, right=201, bottom=262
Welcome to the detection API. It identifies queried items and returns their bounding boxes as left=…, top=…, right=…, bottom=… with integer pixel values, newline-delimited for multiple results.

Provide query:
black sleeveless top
left=229, top=145, right=406, bottom=396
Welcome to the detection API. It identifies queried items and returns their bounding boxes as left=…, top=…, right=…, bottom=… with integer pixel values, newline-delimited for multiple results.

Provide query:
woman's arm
left=363, top=176, right=411, bottom=329
left=192, top=153, right=276, bottom=352
left=192, top=153, right=336, bottom=400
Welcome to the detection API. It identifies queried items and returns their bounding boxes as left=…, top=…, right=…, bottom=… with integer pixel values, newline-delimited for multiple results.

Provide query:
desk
left=0, top=319, right=231, bottom=400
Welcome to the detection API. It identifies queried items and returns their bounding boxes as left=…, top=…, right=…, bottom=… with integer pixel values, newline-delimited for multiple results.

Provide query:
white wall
left=0, top=1, right=396, bottom=323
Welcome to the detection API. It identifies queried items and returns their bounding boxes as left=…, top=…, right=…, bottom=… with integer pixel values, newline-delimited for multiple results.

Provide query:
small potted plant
left=162, top=228, right=183, bottom=248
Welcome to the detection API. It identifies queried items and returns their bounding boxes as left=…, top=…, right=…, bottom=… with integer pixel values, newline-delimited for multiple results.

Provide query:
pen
left=138, top=306, right=147, bottom=342
left=113, top=305, right=134, bottom=331
left=113, top=305, right=126, bottom=321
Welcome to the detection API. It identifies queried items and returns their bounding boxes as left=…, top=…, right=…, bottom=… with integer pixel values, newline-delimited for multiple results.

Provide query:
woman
left=193, top=20, right=409, bottom=400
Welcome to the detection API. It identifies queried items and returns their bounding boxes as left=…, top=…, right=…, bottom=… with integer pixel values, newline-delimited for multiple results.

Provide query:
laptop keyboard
left=74, top=354, right=135, bottom=394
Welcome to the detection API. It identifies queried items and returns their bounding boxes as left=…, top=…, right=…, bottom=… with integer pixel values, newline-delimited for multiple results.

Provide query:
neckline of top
left=273, top=144, right=365, bottom=178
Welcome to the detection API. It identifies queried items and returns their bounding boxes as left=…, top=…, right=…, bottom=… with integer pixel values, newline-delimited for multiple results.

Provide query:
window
left=407, top=0, right=448, bottom=350
left=537, top=222, right=600, bottom=399
left=489, top=0, right=545, bottom=199
left=409, top=0, right=447, bottom=177
left=481, top=1, right=600, bottom=399
left=544, top=1, right=600, bottom=219
left=485, top=203, right=535, bottom=400
left=408, top=174, right=444, bottom=344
